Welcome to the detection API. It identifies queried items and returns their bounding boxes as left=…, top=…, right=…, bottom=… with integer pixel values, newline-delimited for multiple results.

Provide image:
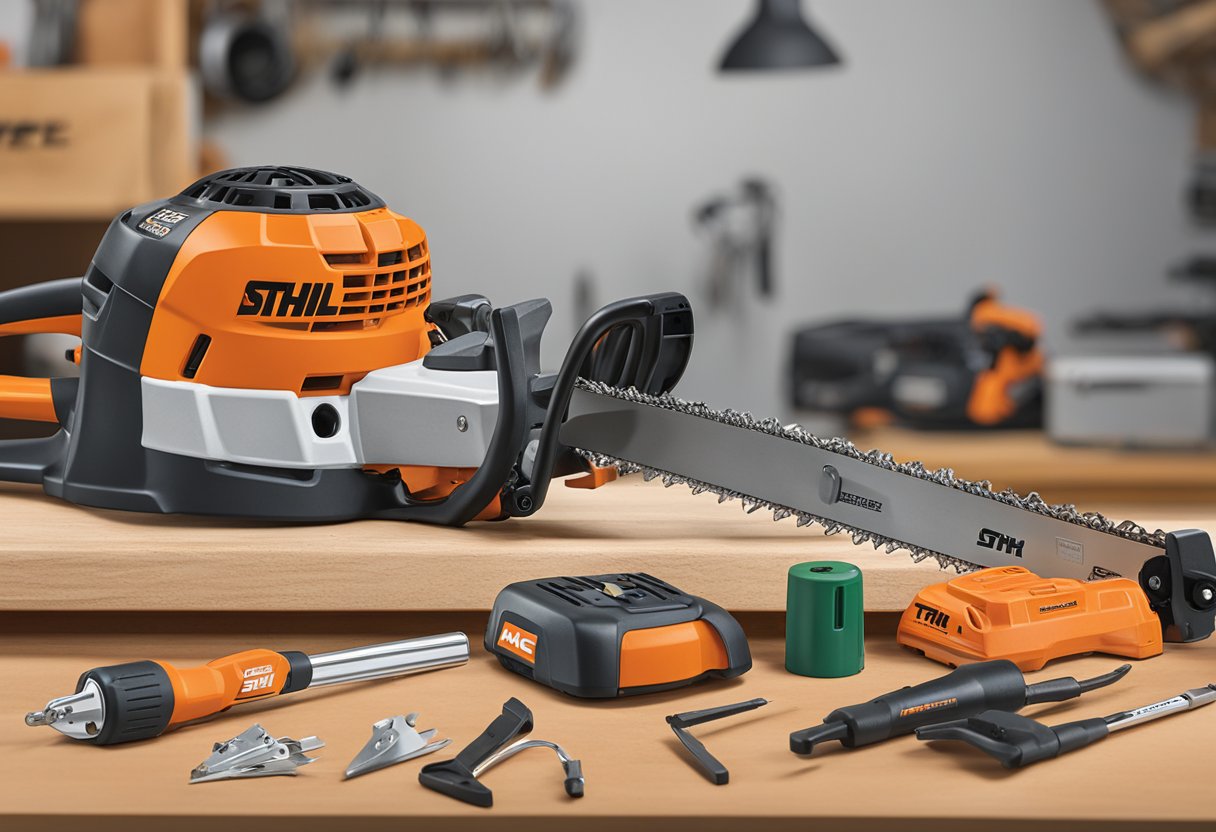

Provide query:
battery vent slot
left=182, top=334, right=211, bottom=379
left=325, top=253, right=366, bottom=266
left=302, top=374, right=344, bottom=392
left=537, top=582, right=584, bottom=607
left=82, top=266, right=115, bottom=315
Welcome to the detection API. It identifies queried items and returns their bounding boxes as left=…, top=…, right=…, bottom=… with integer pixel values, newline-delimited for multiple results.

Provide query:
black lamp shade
left=719, top=0, right=841, bottom=71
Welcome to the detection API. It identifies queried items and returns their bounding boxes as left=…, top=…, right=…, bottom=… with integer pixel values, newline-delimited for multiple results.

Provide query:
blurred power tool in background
left=693, top=178, right=777, bottom=311
left=788, top=290, right=1044, bottom=430
left=1073, top=256, right=1216, bottom=355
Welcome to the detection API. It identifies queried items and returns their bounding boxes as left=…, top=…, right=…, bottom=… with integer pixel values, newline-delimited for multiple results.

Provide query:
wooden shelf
left=2, top=612, right=1213, bottom=831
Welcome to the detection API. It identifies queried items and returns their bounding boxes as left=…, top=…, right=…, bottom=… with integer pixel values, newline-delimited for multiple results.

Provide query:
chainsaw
left=0, top=166, right=1212, bottom=644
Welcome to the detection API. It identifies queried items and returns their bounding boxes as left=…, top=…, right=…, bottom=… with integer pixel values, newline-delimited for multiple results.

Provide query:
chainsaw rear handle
left=0, top=277, right=83, bottom=426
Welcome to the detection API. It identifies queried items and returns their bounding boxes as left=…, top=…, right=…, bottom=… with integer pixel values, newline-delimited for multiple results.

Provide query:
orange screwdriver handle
left=43, top=634, right=466, bottom=745
left=162, top=648, right=312, bottom=726
left=72, top=649, right=313, bottom=744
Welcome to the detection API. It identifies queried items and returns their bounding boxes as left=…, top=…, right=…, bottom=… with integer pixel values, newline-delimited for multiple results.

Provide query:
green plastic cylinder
left=785, top=561, right=864, bottom=678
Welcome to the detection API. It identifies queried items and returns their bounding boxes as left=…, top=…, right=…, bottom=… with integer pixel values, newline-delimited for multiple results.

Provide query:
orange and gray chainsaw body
left=0, top=167, right=693, bottom=524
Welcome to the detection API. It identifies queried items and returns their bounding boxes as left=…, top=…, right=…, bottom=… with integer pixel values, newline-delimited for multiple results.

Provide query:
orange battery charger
left=897, top=566, right=1163, bottom=671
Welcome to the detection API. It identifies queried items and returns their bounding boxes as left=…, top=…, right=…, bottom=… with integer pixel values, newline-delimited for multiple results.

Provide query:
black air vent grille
left=176, top=166, right=384, bottom=214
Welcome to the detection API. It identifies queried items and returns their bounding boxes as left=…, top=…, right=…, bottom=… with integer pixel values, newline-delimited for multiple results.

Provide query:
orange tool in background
left=897, top=566, right=1163, bottom=671
left=25, top=633, right=469, bottom=745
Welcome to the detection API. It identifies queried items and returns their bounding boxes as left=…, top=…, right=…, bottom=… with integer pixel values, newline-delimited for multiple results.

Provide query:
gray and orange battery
left=485, top=573, right=751, bottom=697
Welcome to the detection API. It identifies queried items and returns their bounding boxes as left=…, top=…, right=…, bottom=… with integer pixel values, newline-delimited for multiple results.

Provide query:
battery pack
left=897, top=566, right=1163, bottom=671
left=485, top=573, right=751, bottom=698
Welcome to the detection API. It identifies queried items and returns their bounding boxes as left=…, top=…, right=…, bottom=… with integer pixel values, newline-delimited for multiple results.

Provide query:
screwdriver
left=789, top=659, right=1130, bottom=755
left=25, top=632, right=469, bottom=746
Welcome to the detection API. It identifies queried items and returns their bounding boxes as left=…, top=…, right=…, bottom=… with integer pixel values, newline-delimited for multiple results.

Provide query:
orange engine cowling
left=140, top=207, right=434, bottom=397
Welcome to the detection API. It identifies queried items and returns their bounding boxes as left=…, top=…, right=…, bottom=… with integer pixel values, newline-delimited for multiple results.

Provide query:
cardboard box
left=0, top=69, right=195, bottom=220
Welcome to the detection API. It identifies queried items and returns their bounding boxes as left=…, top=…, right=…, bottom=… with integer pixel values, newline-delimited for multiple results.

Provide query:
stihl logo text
left=977, top=528, right=1024, bottom=557
left=497, top=621, right=539, bottom=664
left=912, top=602, right=950, bottom=631
left=238, top=281, right=342, bottom=318
left=239, top=665, right=275, bottom=694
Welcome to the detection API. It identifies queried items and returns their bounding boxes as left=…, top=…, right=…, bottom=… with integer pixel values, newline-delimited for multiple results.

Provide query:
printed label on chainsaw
left=976, top=527, right=1024, bottom=558
left=839, top=490, right=882, bottom=512
left=1055, top=537, right=1084, bottom=564
left=138, top=208, right=189, bottom=239
left=498, top=621, right=539, bottom=664
left=238, top=280, right=343, bottom=318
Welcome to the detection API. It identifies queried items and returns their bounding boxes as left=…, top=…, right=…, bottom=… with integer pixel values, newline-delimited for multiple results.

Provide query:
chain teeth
left=573, top=379, right=1168, bottom=569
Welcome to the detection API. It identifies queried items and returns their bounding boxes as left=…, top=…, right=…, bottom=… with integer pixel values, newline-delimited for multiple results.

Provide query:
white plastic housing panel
left=140, top=360, right=499, bottom=469
left=141, top=378, right=357, bottom=468
left=352, top=361, right=499, bottom=468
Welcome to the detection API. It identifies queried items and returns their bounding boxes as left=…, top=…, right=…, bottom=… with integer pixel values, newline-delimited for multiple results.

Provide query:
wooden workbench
left=2, top=613, right=1213, bottom=831
left=1, top=428, right=1214, bottom=829
left=1, top=426, right=1214, bottom=613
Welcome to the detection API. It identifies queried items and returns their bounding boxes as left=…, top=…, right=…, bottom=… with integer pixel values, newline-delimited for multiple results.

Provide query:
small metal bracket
left=344, top=712, right=450, bottom=779
left=189, top=724, right=324, bottom=784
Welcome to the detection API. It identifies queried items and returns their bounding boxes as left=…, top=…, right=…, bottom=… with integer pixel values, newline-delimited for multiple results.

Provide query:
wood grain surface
left=1, top=467, right=1213, bottom=614
left=851, top=428, right=1216, bottom=503
left=1, top=613, right=1213, bottom=831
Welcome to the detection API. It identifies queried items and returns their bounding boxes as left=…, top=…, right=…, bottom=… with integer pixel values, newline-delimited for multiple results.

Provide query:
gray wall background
left=11, top=0, right=1207, bottom=417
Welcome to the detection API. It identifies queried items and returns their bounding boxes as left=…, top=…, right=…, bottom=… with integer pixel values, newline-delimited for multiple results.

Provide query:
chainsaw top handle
left=373, top=292, right=692, bottom=525
left=514, top=291, right=693, bottom=518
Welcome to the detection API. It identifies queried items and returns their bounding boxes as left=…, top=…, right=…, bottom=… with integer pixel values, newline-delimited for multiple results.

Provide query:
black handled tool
left=916, top=682, right=1216, bottom=768
left=668, top=697, right=769, bottom=785
left=419, top=697, right=583, bottom=808
left=789, top=660, right=1130, bottom=755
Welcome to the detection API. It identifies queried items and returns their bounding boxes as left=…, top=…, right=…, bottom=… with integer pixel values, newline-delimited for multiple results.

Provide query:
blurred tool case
left=485, top=573, right=751, bottom=698
left=1046, top=355, right=1214, bottom=448
left=789, top=291, right=1043, bottom=430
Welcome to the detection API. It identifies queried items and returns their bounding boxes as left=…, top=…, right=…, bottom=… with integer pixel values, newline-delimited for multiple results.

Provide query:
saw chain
left=572, top=378, right=1166, bottom=571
